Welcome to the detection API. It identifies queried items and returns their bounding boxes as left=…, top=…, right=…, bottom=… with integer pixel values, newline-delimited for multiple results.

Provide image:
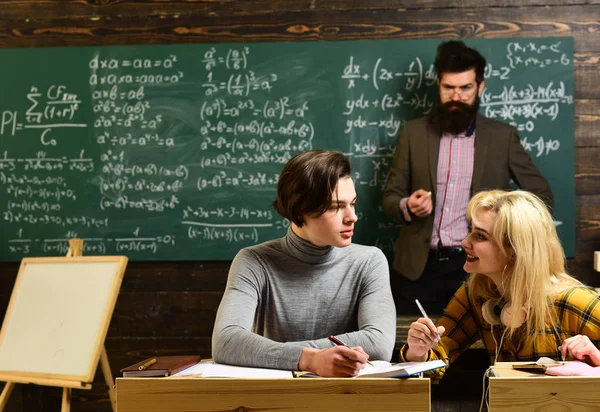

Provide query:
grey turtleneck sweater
left=211, top=228, right=396, bottom=371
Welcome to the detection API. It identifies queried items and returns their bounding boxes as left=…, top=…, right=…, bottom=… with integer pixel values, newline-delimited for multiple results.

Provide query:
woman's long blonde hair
left=467, top=190, right=580, bottom=337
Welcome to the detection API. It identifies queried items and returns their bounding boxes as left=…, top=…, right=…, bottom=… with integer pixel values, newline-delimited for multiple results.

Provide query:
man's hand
left=408, top=189, right=433, bottom=217
left=298, top=346, right=369, bottom=377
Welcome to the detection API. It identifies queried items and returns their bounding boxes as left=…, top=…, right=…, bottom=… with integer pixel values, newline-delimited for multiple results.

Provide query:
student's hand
left=408, top=189, right=433, bottom=217
left=560, top=335, right=600, bottom=366
left=298, top=346, right=368, bottom=377
left=406, top=317, right=445, bottom=362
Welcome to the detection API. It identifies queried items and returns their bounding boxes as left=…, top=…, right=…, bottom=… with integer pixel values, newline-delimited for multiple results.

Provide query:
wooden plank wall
left=0, top=1, right=598, bottom=411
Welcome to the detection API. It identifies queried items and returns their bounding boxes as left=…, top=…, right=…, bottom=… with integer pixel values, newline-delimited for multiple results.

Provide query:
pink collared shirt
left=430, top=130, right=475, bottom=249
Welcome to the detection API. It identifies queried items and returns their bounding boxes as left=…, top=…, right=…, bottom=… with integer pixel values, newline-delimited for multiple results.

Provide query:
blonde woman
left=403, top=190, right=600, bottom=376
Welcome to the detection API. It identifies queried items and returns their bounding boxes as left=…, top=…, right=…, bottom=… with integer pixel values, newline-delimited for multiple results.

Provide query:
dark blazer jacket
left=382, top=113, right=554, bottom=281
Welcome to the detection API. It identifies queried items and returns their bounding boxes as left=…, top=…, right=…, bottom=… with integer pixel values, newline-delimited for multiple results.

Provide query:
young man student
left=212, top=150, right=396, bottom=377
left=382, top=40, right=554, bottom=315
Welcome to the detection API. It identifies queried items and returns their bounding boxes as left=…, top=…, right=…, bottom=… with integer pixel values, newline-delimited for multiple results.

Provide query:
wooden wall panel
left=576, top=99, right=600, bottom=148
left=0, top=1, right=598, bottom=20
left=0, top=6, right=598, bottom=49
left=0, top=2, right=598, bottom=411
left=0, top=0, right=597, bottom=19
left=109, top=291, right=223, bottom=337
left=577, top=148, right=600, bottom=195
left=121, top=262, right=229, bottom=292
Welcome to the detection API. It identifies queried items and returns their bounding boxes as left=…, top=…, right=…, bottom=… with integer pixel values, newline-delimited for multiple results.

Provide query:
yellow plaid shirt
left=400, top=284, right=600, bottom=380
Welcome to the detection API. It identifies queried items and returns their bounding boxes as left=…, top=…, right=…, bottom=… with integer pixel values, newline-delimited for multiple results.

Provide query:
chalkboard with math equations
left=0, top=37, right=575, bottom=261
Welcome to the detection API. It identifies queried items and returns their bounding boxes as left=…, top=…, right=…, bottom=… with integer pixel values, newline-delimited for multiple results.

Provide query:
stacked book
left=121, top=355, right=201, bottom=377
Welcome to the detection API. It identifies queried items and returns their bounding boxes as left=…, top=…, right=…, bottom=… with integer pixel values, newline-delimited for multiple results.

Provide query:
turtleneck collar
left=282, top=226, right=337, bottom=265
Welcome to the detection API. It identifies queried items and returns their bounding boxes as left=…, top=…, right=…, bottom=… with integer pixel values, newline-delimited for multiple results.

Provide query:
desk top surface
left=116, top=376, right=432, bottom=412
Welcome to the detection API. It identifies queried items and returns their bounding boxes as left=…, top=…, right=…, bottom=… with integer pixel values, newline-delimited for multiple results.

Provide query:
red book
left=121, top=355, right=201, bottom=377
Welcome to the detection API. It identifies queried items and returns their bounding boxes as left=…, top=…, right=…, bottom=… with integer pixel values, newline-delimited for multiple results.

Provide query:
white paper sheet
left=201, top=363, right=293, bottom=378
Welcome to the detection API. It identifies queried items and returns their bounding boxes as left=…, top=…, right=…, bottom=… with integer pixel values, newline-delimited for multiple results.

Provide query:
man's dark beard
left=437, top=97, right=480, bottom=135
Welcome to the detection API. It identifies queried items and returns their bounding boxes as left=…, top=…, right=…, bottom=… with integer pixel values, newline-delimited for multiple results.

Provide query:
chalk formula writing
left=0, top=38, right=576, bottom=260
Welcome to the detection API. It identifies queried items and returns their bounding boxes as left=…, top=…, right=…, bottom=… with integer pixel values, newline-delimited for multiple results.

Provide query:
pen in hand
left=327, top=335, right=375, bottom=367
left=138, top=358, right=157, bottom=371
left=415, top=299, right=441, bottom=342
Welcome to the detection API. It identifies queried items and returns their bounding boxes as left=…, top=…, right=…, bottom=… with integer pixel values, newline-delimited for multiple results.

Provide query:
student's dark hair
left=434, top=40, right=486, bottom=84
left=273, top=150, right=352, bottom=227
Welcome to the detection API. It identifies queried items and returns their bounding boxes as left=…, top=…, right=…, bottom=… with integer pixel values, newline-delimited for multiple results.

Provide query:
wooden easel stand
left=0, top=239, right=117, bottom=412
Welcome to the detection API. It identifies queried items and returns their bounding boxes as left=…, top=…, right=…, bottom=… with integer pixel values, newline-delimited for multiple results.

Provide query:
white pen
left=415, top=299, right=441, bottom=341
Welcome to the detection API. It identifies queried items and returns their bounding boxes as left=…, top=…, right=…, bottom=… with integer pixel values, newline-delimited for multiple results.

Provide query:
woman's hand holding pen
left=298, top=346, right=369, bottom=377
left=559, top=335, right=600, bottom=366
left=405, top=317, right=445, bottom=362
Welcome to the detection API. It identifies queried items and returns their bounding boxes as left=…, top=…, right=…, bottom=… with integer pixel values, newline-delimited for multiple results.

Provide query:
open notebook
left=172, top=360, right=446, bottom=379
left=294, top=360, right=447, bottom=378
left=356, top=360, right=447, bottom=378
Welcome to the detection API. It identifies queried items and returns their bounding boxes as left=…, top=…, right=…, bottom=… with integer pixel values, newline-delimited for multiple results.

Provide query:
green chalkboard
left=0, top=37, right=575, bottom=261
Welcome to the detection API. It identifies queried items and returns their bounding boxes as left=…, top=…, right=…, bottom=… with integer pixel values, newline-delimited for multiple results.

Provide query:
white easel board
left=0, top=256, right=127, bottom=388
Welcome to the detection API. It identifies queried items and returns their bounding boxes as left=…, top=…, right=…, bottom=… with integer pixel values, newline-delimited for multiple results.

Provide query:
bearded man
left=382, top=40, right=554, bottom=315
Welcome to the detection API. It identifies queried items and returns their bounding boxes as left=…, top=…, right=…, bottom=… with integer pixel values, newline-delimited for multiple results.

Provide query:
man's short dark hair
left=434, top=40, right=486, bottom=84
left=273, top=150, right=351, bottom=227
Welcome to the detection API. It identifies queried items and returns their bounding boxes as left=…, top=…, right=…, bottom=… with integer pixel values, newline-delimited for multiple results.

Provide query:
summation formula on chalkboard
left=0, top=38, right=576, bottom=260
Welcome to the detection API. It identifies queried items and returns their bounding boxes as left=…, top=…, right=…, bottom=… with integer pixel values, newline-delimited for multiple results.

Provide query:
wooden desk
left=116, top=376, right=430, bottom=412
left=489, top=363, right=600, bottom=412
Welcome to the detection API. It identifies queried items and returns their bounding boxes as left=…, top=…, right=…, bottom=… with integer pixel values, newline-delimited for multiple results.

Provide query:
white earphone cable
left=479, top=324, right=508, bottom=412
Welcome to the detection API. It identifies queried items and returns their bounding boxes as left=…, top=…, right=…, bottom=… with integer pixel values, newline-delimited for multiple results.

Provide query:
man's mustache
left=440, top=101, right=471, bottom=111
